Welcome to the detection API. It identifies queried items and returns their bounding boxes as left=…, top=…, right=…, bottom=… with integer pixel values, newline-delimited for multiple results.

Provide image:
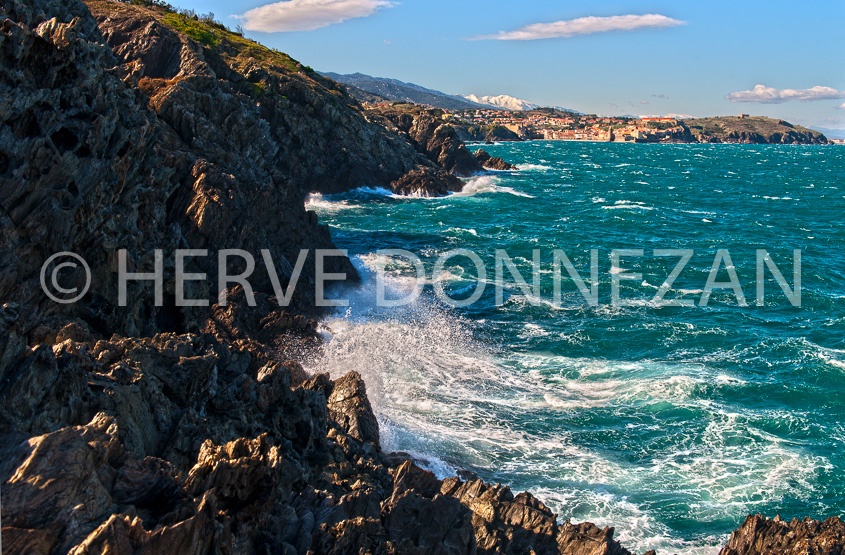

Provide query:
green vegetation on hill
left=160, top=12, right=217, bottom=46
left=682, top=116, right=830, bottom=144
left=109, top=0, right=313, bottom=76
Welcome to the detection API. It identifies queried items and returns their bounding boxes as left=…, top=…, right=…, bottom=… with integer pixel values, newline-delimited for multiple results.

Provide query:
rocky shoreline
left=1, top=0, right=842, bottom=553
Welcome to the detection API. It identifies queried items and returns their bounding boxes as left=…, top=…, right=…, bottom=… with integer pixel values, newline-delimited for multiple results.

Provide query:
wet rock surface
left=474, top=148, right=517, bottom=171
left=390, top=167, right=464, bottom=196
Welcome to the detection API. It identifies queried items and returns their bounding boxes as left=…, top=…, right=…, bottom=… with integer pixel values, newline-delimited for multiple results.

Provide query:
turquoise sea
left=305, top=142, right=845, bottom=554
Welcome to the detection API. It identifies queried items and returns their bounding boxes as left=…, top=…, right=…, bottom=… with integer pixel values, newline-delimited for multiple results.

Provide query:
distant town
left=333, top=71, right=836, bottom=145
left=441, top=108, right=686, bottom=142
left=362, top=102, right=691, bottom=142
left=361, top=99, right=834, bottom=145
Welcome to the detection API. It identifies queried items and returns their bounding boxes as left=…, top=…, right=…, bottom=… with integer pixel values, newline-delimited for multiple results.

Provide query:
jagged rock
left=474, top=148, right=516, bottom=170
left=451, top=124, right=521, bottom=143
left=311, top=517, right=390, bottom=554
left=184, top=434, right=297, bottom=503
left=1, top=0, right=472, bottom=347
left=0, top=413, right=188, bottom=553
left=391, top=167, right=464, bottom=196
left=382, top=490, right=475, bottom=554
left=372, top=106, right=485, bottom=176
left=557, top=521, right=649, bottom=555
left=391, top=461, right=442, bottom=499
left=1, top=527, right=61, bottom=555
left=327, top=371, right=381, bottom=444
left=66, top=494, right=217, bottom=555
left=719, top=514, right=845, bottom=555
left=3, top=414, right=120, bottom=531
left=441, top=477, right=638, bottom=555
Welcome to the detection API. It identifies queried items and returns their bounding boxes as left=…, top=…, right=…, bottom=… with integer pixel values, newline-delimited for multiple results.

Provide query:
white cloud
left=470, top=14, right=685, bottom=41
left=836, top=103, right=845, bottom=110
left=237, top=0, right=394, bottom=33
left=726, top=84, right=845, bottom=104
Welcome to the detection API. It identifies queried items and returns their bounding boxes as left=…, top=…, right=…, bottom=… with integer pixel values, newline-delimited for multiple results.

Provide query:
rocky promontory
left=682, top=116, right=831, bottom=144
left=452, top=124, right=522, bottom=143
left=0, top=0, right=842, bottom=554
left=367, top=104, right=486, bottom=177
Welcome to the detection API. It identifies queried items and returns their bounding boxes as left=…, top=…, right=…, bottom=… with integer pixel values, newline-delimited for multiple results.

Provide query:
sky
left=174, top=0, right=845, bottom=130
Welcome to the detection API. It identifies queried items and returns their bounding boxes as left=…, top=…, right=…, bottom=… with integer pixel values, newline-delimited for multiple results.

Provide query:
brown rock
left=184, top=434, right=295, bottom=503
left=474, top=148, right=517, bottom=171
left=391, top=167, right=464, bottom=196
left=3, top=413, right=120, bottom=531
left=0, top=527, right=61, bottom=555
left=372, top=106, right=485, bottom=177
left=327, top=371, right=380, bottom=444
left=719, top=514, right=845, bottom=555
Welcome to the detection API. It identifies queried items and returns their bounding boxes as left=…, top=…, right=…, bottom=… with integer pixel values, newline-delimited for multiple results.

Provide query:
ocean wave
left=602, top=204, right=656, bottom=211
left=445, top=227, right=478, bottom=237
left=347, top=185, right=447, bottom=200
left=454, top=175, right=535, bottom=198
left=350, top=186, right=396, bottom=197
left=315, top=256, right=835, bottom=553
left=305, top=192, right=360, bottom=211
left=532, top=487, right=725, bottom=555
left=601, top=199, right=655, bottom=211
left=516, top=163, right=553, bottom=171
left=305, top=141, right=845, bottom=552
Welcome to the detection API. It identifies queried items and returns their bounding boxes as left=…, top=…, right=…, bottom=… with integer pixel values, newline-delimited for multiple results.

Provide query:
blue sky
left=175, top=0, right=844, bottom=129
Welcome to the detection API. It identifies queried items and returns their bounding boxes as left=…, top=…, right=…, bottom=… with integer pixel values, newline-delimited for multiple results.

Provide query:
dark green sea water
left=305, top=142, right=845, bottom=554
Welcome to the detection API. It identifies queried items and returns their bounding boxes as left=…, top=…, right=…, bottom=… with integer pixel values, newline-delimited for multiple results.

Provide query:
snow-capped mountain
left=462, top=94, right=539, bottom=111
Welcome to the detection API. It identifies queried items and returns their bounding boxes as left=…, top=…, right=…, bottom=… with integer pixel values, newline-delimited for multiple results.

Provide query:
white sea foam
left=602, top=200, right=655, bottom=211
left=445, top=227, right=478, bottom=237
left=304, top=249, right=833, bottom=554
left=516, top=163, right=553, bottom=171
left=305, top=192, right=359, bottom=211
left=603, top=204, right=656, bottom=211
left=454, top=175, right=535, bottom=198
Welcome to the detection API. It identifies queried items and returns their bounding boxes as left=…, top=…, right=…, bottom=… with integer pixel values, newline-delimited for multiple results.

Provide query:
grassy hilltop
left=682, top=116, right=830, bottom=144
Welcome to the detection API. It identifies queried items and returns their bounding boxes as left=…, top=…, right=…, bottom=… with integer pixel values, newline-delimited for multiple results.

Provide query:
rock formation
left=682, top=117, right=831, bottom=144
left=0, top=0, right=841, bottom=554
left=474, top=149, right=517, bottom=171
left=451, top=124, right=522, bottom=143
left=719, top=514, right=845, bottom=555
left=368, top=105, right=485, bottom=177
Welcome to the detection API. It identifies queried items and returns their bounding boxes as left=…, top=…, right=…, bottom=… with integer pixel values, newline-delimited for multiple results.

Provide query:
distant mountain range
left=461, top=94, right=538, bottom=111
left=320, top=72, right=494, bottom=110
left=809, top=126, right=845, bottom=140
left=321, top=71, right=580, bottom=113
left=464, top=94, right=582, bottom=114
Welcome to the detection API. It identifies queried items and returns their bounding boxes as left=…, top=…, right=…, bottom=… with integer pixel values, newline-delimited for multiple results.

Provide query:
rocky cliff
left=682, top=116, right=831, bottom=144
left=366, top=104, right=485, bottom=177
left=0, top=0, right=628, bottom=553
left=0, top=1, right=842, bottom=554
left=451, top=123, right=522, bottom=143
